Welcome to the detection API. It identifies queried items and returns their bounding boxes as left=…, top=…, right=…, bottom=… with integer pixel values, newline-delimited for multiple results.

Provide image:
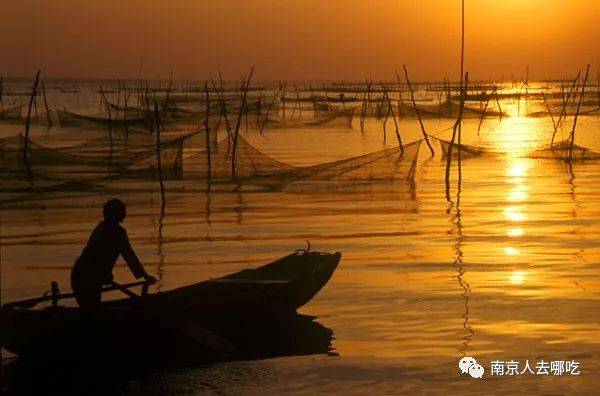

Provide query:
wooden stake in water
left=99, top=86, right=114, bottom=151
left=402, top=65, right=434, bottom=156
left=551, top=71, right=580, bottom=147
left=259, top=86, right=280, bottom=134
left=204, top=82, right=212, bottom=180
left=395, top=71, right=404, bottom=117
left=381, top=84, right=402, bottom=153
left=569, top=65, right=590, bottom=162
left=154, top=102, right=166, bottom=204
left=41, top=81, right=52, bottom=127
left=23, top=70, right=41, bottom=166
left=124, top=90, right=130, bottom=139
left=477, top=95, right=489, bottom=135
left=597, top=69, right=600, bottom=111
left=444, top=0, right=466, bottom=200
left=231, top=67, right=254, bottom=179
left=541, top=91, right=556, bottom=131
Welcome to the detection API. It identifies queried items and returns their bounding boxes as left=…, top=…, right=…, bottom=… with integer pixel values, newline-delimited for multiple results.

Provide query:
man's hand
left=143, top=274, right=157, bottom=284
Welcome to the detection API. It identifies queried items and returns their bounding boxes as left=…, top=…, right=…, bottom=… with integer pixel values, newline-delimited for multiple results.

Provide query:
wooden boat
left=0, top=251, right=341, bottom=359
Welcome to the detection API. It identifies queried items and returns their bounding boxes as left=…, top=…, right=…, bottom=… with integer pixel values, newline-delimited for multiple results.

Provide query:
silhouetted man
left=71, top=198, right=155, bottom=308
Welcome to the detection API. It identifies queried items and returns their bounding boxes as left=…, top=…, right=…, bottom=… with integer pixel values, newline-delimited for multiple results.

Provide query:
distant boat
left=0, top=250, right=341, bottom=359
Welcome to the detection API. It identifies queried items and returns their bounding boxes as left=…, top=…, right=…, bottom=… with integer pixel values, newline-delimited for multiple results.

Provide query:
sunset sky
left=0, top=0, right=598, bottom=81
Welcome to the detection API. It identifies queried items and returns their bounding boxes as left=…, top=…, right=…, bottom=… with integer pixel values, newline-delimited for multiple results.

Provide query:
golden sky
left=0, top=0, right=598, bottom=81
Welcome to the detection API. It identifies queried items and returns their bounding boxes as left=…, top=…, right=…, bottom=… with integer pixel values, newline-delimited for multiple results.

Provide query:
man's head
left=103, top=198, right=126, bottom=224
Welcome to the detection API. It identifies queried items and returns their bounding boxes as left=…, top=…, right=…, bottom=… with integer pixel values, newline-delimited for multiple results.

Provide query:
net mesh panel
left=186, top=135, right=299, bottom=181
left=432, top=136, right=489, bottom=159
left=0, top=130, right=203, bottom=187
left=297, top=139, right=422, bottom=182
left=187, top=135, right=421, bottom=186
left=529, top=140, right=600, bottom=161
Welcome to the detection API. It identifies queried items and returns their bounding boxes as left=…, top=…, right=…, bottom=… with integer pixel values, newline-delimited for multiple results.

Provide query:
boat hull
left=0, top=251, right=341, bottom=357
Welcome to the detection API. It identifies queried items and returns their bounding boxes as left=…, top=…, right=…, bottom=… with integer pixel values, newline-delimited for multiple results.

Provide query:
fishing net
left=528, top=140, right=600, bottom=161
left=185, top=135, right=299, bottom=181
left=431, top=136, right=490, bottom=159
left=185, top=135, right=422, bottom=188
left=0, top=129, right=204, bottom=188
left=296, top=139, right=422, bottom=182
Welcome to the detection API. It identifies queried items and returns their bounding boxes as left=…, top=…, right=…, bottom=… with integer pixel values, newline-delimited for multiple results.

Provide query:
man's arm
left=119, top=229, right=150, bottom=279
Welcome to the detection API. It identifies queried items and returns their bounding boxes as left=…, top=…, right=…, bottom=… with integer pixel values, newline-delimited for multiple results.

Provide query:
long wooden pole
left=597, top=69, right=600, bottom=110
left=381, top=84, right=403, bottom=153
left=99, top=86, right=114, bottom=150
left=259, top=87, right=280, bottom=134
left=444, top=0, right=465, bottom=199
left=231, top=67, right=254, bottom=179
left=569, top=65, right=590, bottom=162
left=41, top=81, right=52, bottom=127
left=402, top=65, right=434, bottom=156
left=23, top=70, right=41, bottom=165
left=154, top=102, right=166, bottom=204
left=395, top=71, right=404, bottom=116
left=204, top=82, right=212, bottom=180
left=541, top=91, right=556, bottom=130
left=551, top=71, right=580, bottom=146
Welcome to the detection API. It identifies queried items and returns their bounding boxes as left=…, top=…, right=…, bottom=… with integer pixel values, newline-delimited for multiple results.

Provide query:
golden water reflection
left=509, top=271, right=527, bottom=285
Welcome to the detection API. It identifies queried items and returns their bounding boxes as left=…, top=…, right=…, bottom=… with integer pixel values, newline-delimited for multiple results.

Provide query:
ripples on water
left=1, top=84, right=600, bottom=394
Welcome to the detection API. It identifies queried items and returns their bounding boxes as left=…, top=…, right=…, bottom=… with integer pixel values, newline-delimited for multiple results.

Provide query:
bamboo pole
left=212, top=76, right=233, bottom=144
left=477, top=95, right=489, bottom=136
left=259, top=87, right=280, bottom=134
left=541, top=91, right=556, bottom=131
left=124, top=90, right=130, bottom=139
left=99, top=86, right=113, bottom=150
left=231, top=68, right=254, bottom=179
left=444, top=0, right=466, bottom=199
left=597, top=69, right=600, bottom=110
left=551, top=71, right=580, bottom=146
left=402, top=65, right=434, bottom=156
left=569, top=65, right=590, bottom=162
left=41, top=81, right=52, bottom=127
left=382, top=101, right=389, bottom=144
left=359, top=79, right=368, bottom=132
left=457, top=73, right=469, bottom=184
left=445, top=72, right=469, bottom=197
left=381, top=83, right=403, bottom=153
left=154, top=102, right=166, bottom=203
left=204, top=82, right=212, bottom=180
left=23, top=70, right=41, bottom=165
left=395, top=71, right=404, bottom=117
left=494, top=84, right=504, bottom=121
left=281, top=81, right=286, bottom=119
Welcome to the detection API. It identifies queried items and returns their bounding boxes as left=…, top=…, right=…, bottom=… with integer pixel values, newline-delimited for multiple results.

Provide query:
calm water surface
left=1, top=85, right=600, bottom=394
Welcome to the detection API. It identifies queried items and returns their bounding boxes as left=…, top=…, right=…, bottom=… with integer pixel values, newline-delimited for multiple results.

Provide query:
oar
left=3, top=279, right=155, bottom=310
left=110, top=281, right=142, bottom=299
